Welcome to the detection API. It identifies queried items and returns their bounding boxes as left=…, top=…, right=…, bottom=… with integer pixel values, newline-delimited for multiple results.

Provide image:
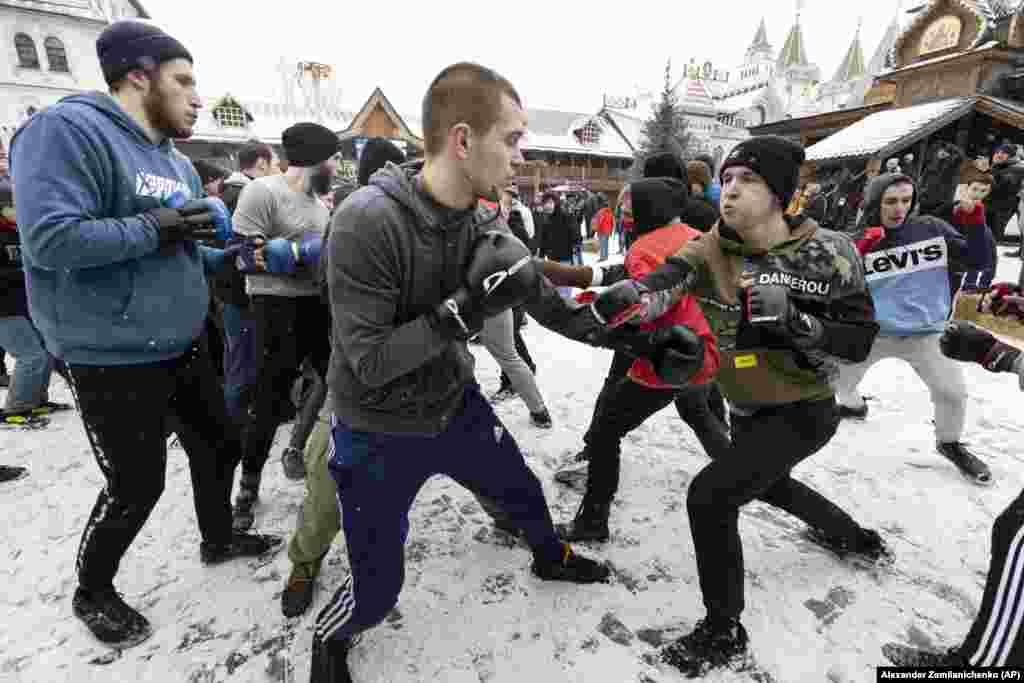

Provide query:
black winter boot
left=661, top=617, right=749, bottom=677
left=555, top=498, right=611, bottom=543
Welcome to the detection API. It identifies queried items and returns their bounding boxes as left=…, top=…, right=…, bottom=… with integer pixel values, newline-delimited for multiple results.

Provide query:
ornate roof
left=1, top=0, right=150, bottom=21
left=832, top=26, right=867, bottom=82
left=777, top=16, right=810, bottom=68
left=892, top=0, right=1011, bottom=63
left=747, top=18, right=773, bottom=57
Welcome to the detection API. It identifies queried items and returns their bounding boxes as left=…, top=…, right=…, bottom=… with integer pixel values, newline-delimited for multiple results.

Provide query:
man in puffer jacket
left=835, top=172, right=993, bottom=485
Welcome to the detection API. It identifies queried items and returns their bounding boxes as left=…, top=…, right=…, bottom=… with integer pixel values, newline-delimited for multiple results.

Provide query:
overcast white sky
left=143, top=0, right=910, bottom=117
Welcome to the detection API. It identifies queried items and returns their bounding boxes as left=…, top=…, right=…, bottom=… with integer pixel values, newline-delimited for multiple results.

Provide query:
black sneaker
left=937, top=442, right=993, bottom=485
left=661, top=617, right=749, bottom=677
left=555, top=500, right=611, bottom=543
left=72, top=586, right=153, bottom=649
left=574, top=447, right=591, bottom=463
left=488, top=386, right=518, bottom=403
left=531, top=543, right=609, bottom=583
left=530, top=409, right=553, bottom=429
left=310, top=636, right=353, bottom=683
left=0, top=465, right=28, bottom=483
left=232, top=471, right=261, bottom=532
left=201, top=532, right=282, bottom=566
left=837, top=402, right=868, bottom=420
left=280, top=447, right=306, bottom=481
left=804, top=527, right=893, bottom=566
left=281, top=562, right=317, bottom=618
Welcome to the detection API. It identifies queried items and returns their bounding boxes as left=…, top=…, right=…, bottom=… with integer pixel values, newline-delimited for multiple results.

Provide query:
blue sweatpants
left=314, top=385, right=564, bottom=644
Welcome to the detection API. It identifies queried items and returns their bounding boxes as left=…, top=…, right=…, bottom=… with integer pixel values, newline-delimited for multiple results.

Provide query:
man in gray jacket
left=310, top=62, right=705, bottom=681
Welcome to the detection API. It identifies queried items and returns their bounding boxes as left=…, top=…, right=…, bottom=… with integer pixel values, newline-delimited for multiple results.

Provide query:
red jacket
left=592, top=207, right=614, bottom=236
left=624, top=223, right=719, bottom=389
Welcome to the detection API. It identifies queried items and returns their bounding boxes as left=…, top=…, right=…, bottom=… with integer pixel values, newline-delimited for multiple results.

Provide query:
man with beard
left=230, top=122, right=336, bottom=531
left=9, top=20, right=281, bottom=648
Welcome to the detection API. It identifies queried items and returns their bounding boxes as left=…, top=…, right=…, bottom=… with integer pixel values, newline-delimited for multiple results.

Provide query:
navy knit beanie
left=96, top=20, right=192, bottom=86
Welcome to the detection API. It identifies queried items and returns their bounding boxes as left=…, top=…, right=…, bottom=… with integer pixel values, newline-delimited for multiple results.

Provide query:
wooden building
left=752, top=0, right=1024, bottom=179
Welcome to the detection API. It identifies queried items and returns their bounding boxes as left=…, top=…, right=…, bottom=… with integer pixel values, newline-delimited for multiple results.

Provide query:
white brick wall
left=0, top=0, right=142, bottom=145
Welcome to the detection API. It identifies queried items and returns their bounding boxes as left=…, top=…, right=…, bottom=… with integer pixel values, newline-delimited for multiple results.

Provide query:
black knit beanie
left=642, top=151, right=686, bottom=181
left=358, top=137, right=406, bottom=186
left=192, top=159, right=228, bottom=187
left=282, top=123, right=340, bottom=167
left=630, top=178, right=689, bottom=236
left=96, top=20, right=192, bottom=86
left=720, top=135, right=805, bottom=209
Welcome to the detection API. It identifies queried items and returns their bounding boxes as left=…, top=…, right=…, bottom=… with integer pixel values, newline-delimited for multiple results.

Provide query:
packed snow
left=3, top=253, right=1024, bottom=683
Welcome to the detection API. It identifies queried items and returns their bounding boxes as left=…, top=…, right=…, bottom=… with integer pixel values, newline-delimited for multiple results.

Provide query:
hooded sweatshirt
left=328, top=163, right=614, bottom=435
left=666, top=218, right=878, bottom=411
left=9, top=91, right=214, bottom=366
left=852, top=173, right=979, bottom=337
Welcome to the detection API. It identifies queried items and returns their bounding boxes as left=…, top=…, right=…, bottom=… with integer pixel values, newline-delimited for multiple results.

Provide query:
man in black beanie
left=589, top=135, right=886, bottom=676
left=9, top=18, right=281, bottom=649
left=230, top=121, right=338, bottom=530
left=357, top=137, right=406, bottom=187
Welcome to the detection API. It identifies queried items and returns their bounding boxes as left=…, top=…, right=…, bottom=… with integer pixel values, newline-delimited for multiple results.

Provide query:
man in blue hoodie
left=9, top=20, right=280, bottom=649
left=835, top=173, right=992, bottom=485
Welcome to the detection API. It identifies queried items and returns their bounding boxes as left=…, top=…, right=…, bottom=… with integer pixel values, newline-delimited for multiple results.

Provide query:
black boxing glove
left=147, top=206, right=217, bottom=246
left=603, top=325, right=704, bottom=385
left=744, top=284, right=824, bottom=349
left=465, top=230, right=540, bottom=316
left=940, top=321, right=1021, bottom=373
left=592, top=280, right=651, bottom=327
left=428, top=287, right=484, bottom=341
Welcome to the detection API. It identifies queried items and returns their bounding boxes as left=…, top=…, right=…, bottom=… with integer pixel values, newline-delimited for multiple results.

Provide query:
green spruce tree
left=635, top=59, right=695, bottom=173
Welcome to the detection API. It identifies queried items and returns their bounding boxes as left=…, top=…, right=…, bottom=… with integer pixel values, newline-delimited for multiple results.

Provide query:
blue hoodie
left=10, top=92, right=217, bottom=365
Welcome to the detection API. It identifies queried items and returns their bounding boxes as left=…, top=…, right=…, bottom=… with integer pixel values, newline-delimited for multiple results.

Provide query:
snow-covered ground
left=4, top=254, right=1024, bottom=683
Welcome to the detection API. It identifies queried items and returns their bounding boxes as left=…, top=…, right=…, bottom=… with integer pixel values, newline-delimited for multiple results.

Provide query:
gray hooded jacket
left=327, top=163, right=602, bottom=435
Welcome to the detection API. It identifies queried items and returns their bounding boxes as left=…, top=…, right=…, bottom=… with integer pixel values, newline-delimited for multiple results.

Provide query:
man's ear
left=451, top=123, right=472, bottom=160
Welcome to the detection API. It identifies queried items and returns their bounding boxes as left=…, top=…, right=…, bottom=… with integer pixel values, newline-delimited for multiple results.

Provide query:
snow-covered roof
left=716, top=85, right=768, bottom=113
left=521, top=108, right=635, bottom=159
left=805, top=96, right=976, bottom=163
left=190, top=97, right=353, bottom=145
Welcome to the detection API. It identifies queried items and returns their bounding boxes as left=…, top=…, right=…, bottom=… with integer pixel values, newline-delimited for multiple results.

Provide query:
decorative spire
left=832, top=20, right=867, bottom=81
left=777, top=9, right=810, bottom=68
left=750, top=17, right=770, bottom=51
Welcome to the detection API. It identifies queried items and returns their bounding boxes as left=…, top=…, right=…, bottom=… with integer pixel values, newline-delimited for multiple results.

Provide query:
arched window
left=44, top=37, right=68, bottom=72
left=14, top=33, right=39, bottom=69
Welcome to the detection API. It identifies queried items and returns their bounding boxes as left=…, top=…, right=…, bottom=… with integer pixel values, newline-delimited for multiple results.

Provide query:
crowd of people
left=5, top=16, right=1024, bottom=682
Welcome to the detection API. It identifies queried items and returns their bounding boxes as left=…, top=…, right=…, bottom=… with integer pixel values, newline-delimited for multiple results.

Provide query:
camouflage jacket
left=675, top=218, right=878, bottom=412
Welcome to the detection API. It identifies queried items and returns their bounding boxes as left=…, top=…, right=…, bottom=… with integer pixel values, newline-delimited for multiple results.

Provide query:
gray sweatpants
left=833, top=333, right=967, bottom=443
left=480, top=309, right=545, bottom=413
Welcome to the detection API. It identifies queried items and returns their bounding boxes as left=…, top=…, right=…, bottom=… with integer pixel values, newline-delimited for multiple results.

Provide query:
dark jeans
left=960, top=487, right=1024, bottom=665
left=313, top=386, right=564, bottom=644
left=499, top=307, right=536, bottom=390
left=583, top=352, right=730, bottom=470
left=67, top=337, right=238, bottom=590
left=221, top=302, right=259, bottom=425
left=242, top=295, right=331, bottom=476
left=687, top=397, right=865, bottom=620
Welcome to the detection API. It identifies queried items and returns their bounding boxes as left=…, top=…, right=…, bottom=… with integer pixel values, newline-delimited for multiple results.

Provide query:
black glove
left=592, top=280, right=651, bottom=326
left=148, top=204, right=217, bottom=246
left=940, top=321, right=1021, bottom=373
left=744, top=284, right=823, bottom=348
left=428, top=287, right=485, bottom=341
left=428, top=230, right=539, bottom=341
left=604, top=324, right=704, bottom=385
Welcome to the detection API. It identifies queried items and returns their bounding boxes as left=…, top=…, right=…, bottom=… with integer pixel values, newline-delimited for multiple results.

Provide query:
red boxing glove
left=855, top=226, right=886, bottom=256
left=985, top=282, right=1024, bottom=321
left=575, top=290, right=597, bottom=305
